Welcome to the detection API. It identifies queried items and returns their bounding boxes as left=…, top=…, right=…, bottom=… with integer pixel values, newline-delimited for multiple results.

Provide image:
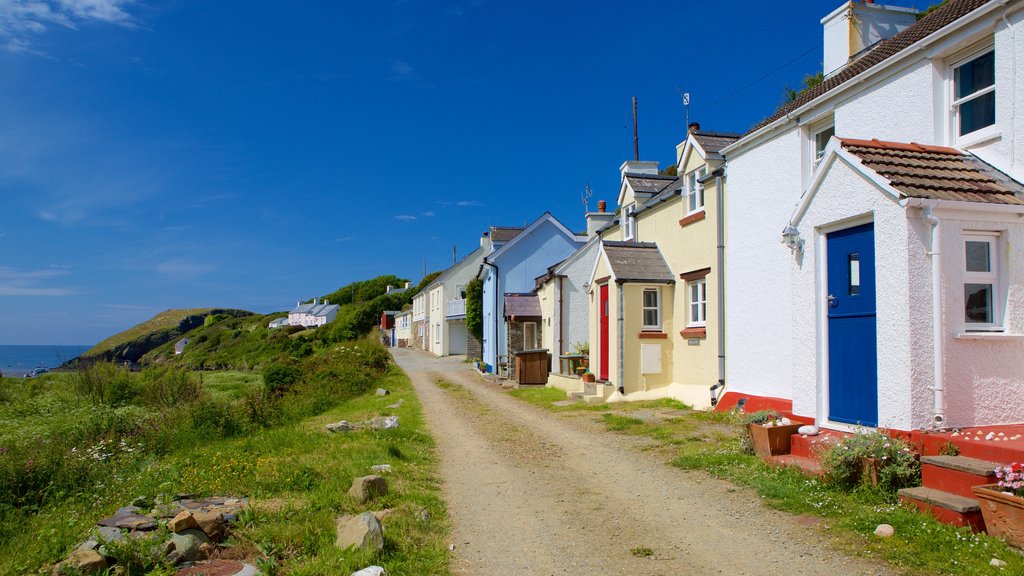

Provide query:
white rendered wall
left=558, top=240, right=599, bottom=356
left=724, top=130, right=802, bottom=401
left=834, top=59, right=935, bottom=143
left=429, top=284, right=444, bottom=356
left=790, top=158, right=918, bottom=429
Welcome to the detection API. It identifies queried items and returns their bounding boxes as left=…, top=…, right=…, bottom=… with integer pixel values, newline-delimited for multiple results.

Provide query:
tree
left=465, top=277, right=483, bottom=342
left=782, top=71, right=824, bottom=104
left=658, top=164, right=677, bottom=176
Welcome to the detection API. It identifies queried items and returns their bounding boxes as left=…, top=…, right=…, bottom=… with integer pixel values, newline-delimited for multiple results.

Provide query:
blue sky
left=0, top=0, right=926, bottom=345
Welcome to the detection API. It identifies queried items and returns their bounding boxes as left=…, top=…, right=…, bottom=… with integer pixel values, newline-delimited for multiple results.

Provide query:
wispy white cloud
left=394, top=214, right=417, bottom=221
left=0, top=265, right=75, bottom=296
left=421, top=210, right=435, bottom=217
left=388, top=59, right=416, bottom=81
left=155, top=258, right=213, bottom=280
left=0, top=0, right=136, bottom=54
left=436, top=199, right=483, bottom=207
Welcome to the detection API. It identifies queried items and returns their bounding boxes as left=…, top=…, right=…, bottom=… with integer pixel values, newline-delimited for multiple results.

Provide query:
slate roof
left=490, top=226, right=524, bottom=243
left=603, top=241, right=675, bottom=283
left=625, top=174, right=677, bottom=195
left=504, top=293, right=541, bottom=319
left=841, top=139, right=1024, bottom=205
left=290, top=301, right=340, bottom=317
left=692, top=130, right=742, bottom=154
left=750, top=0, right=993, bottom=134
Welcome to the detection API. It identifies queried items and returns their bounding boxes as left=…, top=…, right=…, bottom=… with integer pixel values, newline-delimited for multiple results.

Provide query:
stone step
left=920, top=455, right=999, bottom=499
left=898, top=486, right=985, bottom=531
left=765, top=454, right=823, bottom=477
left=569, top=392, right=584, bottom=400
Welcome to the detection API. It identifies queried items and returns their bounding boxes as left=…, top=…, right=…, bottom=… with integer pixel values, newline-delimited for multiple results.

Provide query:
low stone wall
left=547, top=373, right=584, bottom=395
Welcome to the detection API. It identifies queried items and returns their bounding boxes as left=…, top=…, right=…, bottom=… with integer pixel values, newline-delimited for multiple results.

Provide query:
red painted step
left=920, top=455, right=997, bottom=499
left=765, top=454, right=824, bottom=477
left=899, top=487, right=985, bottom=531
left=789, top=429, right=848, bottom=460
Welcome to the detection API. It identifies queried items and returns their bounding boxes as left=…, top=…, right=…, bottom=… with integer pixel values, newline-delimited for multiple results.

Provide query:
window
left=642, top=288, right=660, bottom=329
left=689, top=279, right=707, bottom=326
left=524, top=322, right=538, bottom=349
left=964, top=234, right=1000, bottom=328
left=624, top=203, right=636, bottom=240
left=813, top=124, right=835, bottom=163
left=686, top=167, right=707, bottom=214
left=953, top=49, right=995, bottom=139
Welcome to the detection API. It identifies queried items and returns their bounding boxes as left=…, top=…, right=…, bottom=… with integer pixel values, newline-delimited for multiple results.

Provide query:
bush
left=820, top=430, right=921, bottom=494
left=263, top=364, right=302, bottom=396
left=138, top=365, right=203, bottom=408
left=71, top=362, right=135, bottom=407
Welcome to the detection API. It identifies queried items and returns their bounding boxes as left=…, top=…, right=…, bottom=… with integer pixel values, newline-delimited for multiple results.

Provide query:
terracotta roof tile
left=841, top=138, right=1024, bottom=205
left=749, top=0, right=993, bottom=134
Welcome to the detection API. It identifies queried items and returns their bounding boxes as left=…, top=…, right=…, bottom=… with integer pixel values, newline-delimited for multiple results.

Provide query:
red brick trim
left=679, top=267, right=711, bottom=282
left=638, top=331, right=668, bottom=339
left=678, top=211, right=706, bottom=227
left=680, top=326, right=707, bottom=339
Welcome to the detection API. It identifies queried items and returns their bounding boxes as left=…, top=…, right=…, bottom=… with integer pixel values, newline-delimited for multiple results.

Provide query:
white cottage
left=721, top=0, right=1024, bottom=431
left=425, top=246, right=485, bottom=357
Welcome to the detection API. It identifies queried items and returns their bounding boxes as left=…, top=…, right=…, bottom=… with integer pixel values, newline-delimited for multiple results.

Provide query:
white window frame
left=523, top=321, right=538, bottom=350
left=802, top=113, right=835, bottom=187
left=688, top=279, right=707, bottom=327
left=642, top=287, right=661, bottom=330
left=950, top=46, right=996, bottom=144
left=686, top=167, right=707, bottom=215
left=623, top=203, right=636, bottom=240
left=963, top=232, right=1001, bottom=330
left=812, top=124, right=835, bottom=164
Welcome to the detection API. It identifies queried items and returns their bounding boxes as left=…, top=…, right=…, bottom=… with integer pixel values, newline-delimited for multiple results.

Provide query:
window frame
left=688, top=278, right=707, bottom=327
left=685, top=167, right=707, bottom=215
left=951, top=47, right=996, bottom=142
left=963, top=232, right=1001, bottom=330
left=523, top=321, right=538, bottom=349
left=812, top=124, right=836, bottom=164
left=641, top=287, right=661, bottom=330
left=623, top=203, right=636, bottom=240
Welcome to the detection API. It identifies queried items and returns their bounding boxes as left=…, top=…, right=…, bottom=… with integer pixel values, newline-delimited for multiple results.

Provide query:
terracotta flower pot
left=859, top=456, right=883, bottom=486
left=973, top=484, right=1024, bottom=548
left=581, top=372, right=596, bottom=383
left=747, top=423, right=803, bottom=459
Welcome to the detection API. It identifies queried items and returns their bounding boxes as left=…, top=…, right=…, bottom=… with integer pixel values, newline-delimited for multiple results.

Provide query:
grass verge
left=506, top=389, right=1024, bottom=576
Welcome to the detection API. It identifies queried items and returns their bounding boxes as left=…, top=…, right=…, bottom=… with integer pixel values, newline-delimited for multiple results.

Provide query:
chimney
left=822, top=1, right=917, bottom=77
left=386, top=285, right=393, bottom=293
left=405, top=281, right=411, bottom=289
left=688, top=122, right=701, bottom=134
left=324, top=299, right=329, bottom=305
left=619, top=160, right=659, bottom=180
left=586, top=199, right=615, bottom=238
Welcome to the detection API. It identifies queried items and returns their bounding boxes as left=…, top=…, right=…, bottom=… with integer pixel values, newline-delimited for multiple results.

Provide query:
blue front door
left=827, top=222, right=878, bottom=427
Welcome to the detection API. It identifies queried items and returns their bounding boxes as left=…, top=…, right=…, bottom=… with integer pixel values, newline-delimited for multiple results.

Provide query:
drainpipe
left=617, top=281, right=625, bottom=395
left=923, top=205, right=945, bottom=428
left=1002, top=7, right=1018, bottom=173
left=558, top=276, right=565, bottom=357
left=482, top=258, right=500, bottom=373
left=713, top=169, right=726, bottom=407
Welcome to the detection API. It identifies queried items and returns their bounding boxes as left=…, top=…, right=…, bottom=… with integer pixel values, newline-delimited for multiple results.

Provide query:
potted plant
left=973, top=463, right=1024, bottom=548
left=819, top=430, right=920, bottom=492
left=745, top=411, right=803, bottom=459
left=581, top=371, right=596, bottom=383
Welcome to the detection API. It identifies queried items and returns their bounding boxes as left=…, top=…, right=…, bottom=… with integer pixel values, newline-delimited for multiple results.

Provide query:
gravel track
left=393, top=348, right=891, bottom=576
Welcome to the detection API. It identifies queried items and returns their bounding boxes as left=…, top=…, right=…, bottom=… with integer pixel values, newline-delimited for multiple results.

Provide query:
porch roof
left=624, top=174, right=677, bottom=196
left=603, top=241, right=675, bottom=284
left=504, top=293, right=541, bottom=319
left=841, top=139, right=1024, bottom=205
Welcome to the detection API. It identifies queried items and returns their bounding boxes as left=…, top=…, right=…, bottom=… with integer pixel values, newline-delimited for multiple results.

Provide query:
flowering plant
left=994, top=462, right=1024, bottom=497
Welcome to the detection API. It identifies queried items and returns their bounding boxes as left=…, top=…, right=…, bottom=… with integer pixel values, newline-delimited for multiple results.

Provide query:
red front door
left=599, top=283, right=609, bottom=381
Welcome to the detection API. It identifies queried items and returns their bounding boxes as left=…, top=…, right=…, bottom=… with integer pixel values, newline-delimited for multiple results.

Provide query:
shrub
left=138, top=366, right=203, bottom=408
left=820, top=430, right=920, bottom=494
left=70, top=362, right=135, bottom=407
left=263, top=364, right=302, bottom=396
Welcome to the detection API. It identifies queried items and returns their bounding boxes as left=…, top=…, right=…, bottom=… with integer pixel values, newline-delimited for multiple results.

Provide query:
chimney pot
left=597, top=200, right=607, bottom=212
left=688, top=122, right=701, bottom=134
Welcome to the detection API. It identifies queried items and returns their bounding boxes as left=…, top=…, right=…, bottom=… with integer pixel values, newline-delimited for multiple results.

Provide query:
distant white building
left=174, top=338, right=189, bottom=355
left=287, top=299, right=340, bottom=327
left=268, top=317, right=289, bottom=329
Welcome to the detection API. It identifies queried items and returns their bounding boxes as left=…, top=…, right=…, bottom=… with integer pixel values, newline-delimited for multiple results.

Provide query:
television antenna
left=582, top=181, right=593, bottom=214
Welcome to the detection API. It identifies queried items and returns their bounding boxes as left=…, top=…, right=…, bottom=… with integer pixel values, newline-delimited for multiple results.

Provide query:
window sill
left=956, top=128, right=1001, bottom=149
left=679, top=210, right=706, bottom=227
left=638, top=331, right=668, bottom=339
left=680, top=326, right=707, bottom=339
left=956, top=331, right=1024, bottom=341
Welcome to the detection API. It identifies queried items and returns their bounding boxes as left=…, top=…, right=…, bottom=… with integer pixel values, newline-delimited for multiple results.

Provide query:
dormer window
left=624, top=203, right=636, bottom=240
left=686, top=167, right=707, bottom=214
left=813, top=124, right=835, bottom=163
left=953, top=48, right=995, bottom=140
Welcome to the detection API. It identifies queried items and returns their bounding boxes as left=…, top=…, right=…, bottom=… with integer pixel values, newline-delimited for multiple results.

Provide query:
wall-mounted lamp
left=582, top=282, right=591, bottom=294
left=781, top=225, right=804, bottom=255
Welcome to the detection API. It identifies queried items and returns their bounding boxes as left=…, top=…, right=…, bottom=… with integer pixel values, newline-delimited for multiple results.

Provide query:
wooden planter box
left=973, top=484, right=1024, bottom=548
left=747, top=423, right=803, bottom=459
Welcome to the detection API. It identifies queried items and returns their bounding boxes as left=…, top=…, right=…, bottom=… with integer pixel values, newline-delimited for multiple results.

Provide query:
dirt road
left=393, top=348, right=891, bottom=576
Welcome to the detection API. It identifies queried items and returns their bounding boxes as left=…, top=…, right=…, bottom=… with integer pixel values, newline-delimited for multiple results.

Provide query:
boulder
left=54, top=550, right=107, bottom=575
left=798, top=425, right=819, bottom=436
left=369, top=464, right=392, bottom=473
left=368, top=416, right=399, bottom=430
left=166, top=528, right=211, bottom=564
left=175, top=560, right=259, bottom=576
left=352, top=567, right=388, bottom=576
left=192, top=510, right=227, bottom=542
left=375, top=388, right=390, bottom=396
left=113, top=514, right=157, bottom=531
left=348, top=475, right=388, bottom=503
left=335, top=512, right=384, bottom=553
left=327, top=420, right=357, bottom=433
left=131, top=496, right=152, bottom=508
left=169, top=511, right=199, bottom=533
left=874, top=524, right=895, bottom=538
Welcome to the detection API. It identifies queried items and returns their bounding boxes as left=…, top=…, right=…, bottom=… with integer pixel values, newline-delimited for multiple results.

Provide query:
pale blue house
left=479, top=212, right=586, bottom=374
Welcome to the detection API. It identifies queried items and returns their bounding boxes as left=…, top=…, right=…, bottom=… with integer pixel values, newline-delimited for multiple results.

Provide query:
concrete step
left=898, top=486, right=985, bottom=531
left=569, top=392, right=584, bottom=400
left=920, top=455, right=999, bottom=499
left=765, top=454, right=823, bottom=477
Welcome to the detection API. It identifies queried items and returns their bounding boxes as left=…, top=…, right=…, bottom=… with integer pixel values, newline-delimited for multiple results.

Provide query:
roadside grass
left=0, top=365, right=449, bottom=575
left=509, top=392, right=1024, bottom=576
left=509, top=386, right=687, bottom=413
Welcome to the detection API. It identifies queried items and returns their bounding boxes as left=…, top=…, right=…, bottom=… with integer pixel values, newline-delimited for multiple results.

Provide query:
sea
left=0, top=344, right=92, bottom=378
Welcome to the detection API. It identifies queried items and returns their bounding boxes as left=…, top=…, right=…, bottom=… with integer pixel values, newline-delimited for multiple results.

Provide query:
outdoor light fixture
left=781, top=225, right=804, bottom=255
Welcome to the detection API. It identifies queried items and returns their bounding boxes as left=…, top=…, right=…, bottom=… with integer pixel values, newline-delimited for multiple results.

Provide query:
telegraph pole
left=632, top=96, right=639, bottom=161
